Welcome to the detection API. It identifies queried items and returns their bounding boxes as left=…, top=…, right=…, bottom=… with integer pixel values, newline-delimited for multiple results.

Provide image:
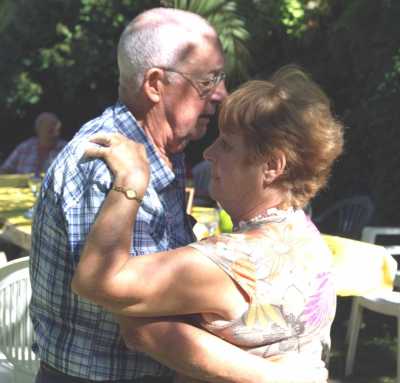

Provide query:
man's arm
left=117, top=316, right=328, bottom=383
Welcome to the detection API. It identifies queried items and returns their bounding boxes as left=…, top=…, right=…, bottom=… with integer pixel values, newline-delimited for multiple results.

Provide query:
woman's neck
left=228, top=189, right=288, bottom=226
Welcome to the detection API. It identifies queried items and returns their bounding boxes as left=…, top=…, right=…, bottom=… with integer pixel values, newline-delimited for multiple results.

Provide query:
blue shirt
left=29, top=102, right=195, bottom=380
left=0, top=137, right=67, bottom=174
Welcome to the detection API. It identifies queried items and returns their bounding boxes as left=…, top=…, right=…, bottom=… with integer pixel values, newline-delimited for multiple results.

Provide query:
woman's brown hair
left=219, top=65, right=344, bottom=208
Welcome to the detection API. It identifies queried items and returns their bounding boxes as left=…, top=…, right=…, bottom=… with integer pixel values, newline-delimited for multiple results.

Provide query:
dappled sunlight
left=0, top=187, right=34, bottom=219
left=0, top=178, right=34, bottom=250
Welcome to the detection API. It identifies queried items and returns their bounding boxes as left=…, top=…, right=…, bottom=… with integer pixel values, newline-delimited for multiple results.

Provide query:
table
left=0, top=175, right=34, bottom=251
left=324, top=234, right=397, bottom=297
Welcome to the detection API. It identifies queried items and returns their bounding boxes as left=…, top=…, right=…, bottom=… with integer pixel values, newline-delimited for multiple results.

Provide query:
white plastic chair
left=0, top=257, right=39, bottom=382
left=345, top=226, right=400, bottom=381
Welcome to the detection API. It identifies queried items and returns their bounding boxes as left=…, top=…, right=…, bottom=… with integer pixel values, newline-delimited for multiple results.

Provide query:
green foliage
left=319, top=0, right=400, bottom=225
left=1, top=0, right=400, bottom=224
left=6, top=72, right=43, bottom=112
left=234, top=0, right=400, bottom=224
left=0, top=0, right=78, bottom=115
left=375, top=48, right=400, bottom=98
left=0, top=0, right=159, bottom=123
left=280, top=0, right=305, bottom=36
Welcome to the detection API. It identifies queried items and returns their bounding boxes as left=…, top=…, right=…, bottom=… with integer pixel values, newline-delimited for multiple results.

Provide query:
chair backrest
left=314, top=195, right=374, bottom=240
left=0, top=256, right=39, bottom=377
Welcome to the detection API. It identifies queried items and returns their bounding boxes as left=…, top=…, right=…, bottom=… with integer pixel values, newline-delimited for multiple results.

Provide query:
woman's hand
left=85, top=133, right=150, bottom=196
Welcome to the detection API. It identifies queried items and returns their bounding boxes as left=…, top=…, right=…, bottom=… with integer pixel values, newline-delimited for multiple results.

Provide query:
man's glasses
left=158, top=67, right=226, bottom=98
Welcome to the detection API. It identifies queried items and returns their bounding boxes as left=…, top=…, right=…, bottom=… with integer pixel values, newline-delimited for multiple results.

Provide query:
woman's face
left=203, top=130, right=265, bottom=218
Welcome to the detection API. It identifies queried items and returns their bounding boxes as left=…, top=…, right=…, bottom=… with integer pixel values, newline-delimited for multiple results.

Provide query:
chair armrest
left=361, top=226, right=400, bottom=244
left=386, top=246, right=400, bottom=256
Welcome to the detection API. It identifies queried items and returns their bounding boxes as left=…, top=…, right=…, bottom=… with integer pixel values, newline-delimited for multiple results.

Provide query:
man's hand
left=85, top=133, right=150, bottom=197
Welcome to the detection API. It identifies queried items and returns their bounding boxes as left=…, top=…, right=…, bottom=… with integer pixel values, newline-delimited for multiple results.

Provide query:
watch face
left=126, top=189, right=137, bottom=199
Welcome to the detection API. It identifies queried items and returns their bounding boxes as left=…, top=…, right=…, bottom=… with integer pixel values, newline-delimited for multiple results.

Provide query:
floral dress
left=190, top=208, right=336, bottom=373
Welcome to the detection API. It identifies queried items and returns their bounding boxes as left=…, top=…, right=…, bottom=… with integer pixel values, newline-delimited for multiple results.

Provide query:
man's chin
left=193, top=121, right=209, bottom=140
left=169, top=126, right=208, bottom=154
left=169, top=140, right=190, bottom=154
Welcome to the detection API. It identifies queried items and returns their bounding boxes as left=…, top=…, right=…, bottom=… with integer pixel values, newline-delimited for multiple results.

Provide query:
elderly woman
left=72, top=65, right=343, bottom=382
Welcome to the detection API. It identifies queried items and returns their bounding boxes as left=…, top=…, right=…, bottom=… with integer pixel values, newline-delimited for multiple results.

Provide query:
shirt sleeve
left=63, top=158, right=112, bottom=256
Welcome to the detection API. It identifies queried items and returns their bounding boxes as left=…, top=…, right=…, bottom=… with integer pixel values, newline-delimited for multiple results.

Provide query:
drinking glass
left=191, top=207, right=220, bottom=240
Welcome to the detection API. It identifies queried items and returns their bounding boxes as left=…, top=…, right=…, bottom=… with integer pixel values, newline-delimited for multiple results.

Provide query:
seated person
left=0, top=112, right=66, bottom=174
left=72, top=65, right=344, bottom=382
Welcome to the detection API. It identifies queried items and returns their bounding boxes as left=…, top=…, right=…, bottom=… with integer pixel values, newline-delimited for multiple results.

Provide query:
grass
left=328, top=297, right=397, bottom=382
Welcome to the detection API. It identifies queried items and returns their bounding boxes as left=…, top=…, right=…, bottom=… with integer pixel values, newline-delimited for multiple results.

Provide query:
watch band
left=111, top=185, right=142, bottom=203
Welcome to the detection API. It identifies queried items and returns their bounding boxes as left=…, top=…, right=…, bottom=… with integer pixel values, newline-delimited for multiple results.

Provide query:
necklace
left=235, top=207, right=294, bottom=231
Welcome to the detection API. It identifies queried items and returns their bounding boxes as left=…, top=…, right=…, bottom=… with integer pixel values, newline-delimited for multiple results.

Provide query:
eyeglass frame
left=156, top=66, right=226, bottom=99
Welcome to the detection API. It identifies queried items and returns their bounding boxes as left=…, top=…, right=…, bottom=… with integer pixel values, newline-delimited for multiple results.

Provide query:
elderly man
left=29, top=8, right=319, bottom=383
left=0, top=112, right=66, bottom=174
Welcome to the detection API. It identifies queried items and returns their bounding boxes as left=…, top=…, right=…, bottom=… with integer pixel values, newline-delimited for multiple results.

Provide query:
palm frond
left=166, top=0, right=250, bottom=82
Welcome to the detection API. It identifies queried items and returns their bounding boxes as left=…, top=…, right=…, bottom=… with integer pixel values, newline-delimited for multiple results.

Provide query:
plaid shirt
left=0, top=137, right=66, bottom=174
left=29, top=102, right=195, bottom=380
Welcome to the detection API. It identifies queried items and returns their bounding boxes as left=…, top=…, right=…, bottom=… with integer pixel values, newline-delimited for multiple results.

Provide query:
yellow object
left=323, top=234, right=397, bottom=297
left=219, top=209, right=233, bottom=233
left=191, top=207, right=220, bottom=240
left=0, top=175, right=35, bottom=250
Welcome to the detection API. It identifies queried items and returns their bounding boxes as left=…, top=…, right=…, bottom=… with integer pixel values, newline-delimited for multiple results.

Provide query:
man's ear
left=262, top=150, right=286, bottom=185
left=143, top=68, right=164, bottom=103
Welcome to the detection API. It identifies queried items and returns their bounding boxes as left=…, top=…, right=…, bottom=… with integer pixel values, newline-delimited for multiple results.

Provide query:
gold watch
left=111, top=185, right=142, bottom=203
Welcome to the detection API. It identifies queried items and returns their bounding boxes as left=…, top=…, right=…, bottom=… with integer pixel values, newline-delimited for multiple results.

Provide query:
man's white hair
left=117, top=7, right=218, bottom=95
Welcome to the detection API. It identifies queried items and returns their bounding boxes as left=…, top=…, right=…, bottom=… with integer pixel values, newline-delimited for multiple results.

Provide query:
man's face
left=35, top=114, right=61, bottom=144
left=162, top=39, right=228, bottom=154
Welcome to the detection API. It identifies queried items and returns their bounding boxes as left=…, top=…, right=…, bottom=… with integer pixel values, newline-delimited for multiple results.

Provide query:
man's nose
left=211, top=80, right=228, bottom=102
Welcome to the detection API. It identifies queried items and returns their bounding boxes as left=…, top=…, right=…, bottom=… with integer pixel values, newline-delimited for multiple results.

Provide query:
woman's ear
left=143, top=68, right=164, bottom=103
left=262, top=150, right=286, bottom=185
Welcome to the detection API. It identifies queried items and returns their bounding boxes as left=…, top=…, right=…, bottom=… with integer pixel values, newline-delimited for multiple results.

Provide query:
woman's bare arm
left=71, top=134, right=242, bottom=318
